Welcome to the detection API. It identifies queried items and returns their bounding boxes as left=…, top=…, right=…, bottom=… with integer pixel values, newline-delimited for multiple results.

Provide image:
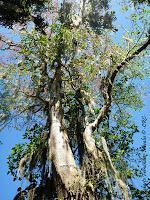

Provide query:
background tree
left=0, top=0, right=149, bottom=199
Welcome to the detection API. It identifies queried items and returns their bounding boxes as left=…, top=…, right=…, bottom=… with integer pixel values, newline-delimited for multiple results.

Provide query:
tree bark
left=48, top=101, right=85, bottom=198
left=48, top=65, right=86, bottom=199
left=83, top=125, right=129, bottom=199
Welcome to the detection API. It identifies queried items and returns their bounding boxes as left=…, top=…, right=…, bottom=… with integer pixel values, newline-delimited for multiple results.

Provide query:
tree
left=0, top=0, right=149, bottom=199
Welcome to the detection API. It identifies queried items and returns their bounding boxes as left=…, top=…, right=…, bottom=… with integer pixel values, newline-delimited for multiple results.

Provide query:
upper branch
left=91, top=37, right=150, bottom=132
left=110, top=37, right=150, bottom=86
left=0, top=35, right=21, bottom=51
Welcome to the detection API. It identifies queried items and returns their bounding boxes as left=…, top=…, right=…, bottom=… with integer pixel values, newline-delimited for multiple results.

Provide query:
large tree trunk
left=47, top=64, right=86, bottom=199
left=48, top=101, right=85, bottom=199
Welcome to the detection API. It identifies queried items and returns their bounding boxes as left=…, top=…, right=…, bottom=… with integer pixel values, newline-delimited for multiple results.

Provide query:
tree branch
left=82, top=38, right=149, bottom=198
left=0, top=35, right=21, bottom=49
left=110, top=37, right=150, bottom=86
left=90, top=37, right=150, bottom=132
left=18, top=90, right=49, bottom=106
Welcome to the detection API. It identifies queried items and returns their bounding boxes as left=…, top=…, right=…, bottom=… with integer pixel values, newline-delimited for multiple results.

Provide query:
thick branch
left=91, top=37, right=150, bottom=131
left=110, top=37, right=150, bottom=87
left=0, top=35, right=21, bottom=49
left=48, top=58, right=85, bottom=196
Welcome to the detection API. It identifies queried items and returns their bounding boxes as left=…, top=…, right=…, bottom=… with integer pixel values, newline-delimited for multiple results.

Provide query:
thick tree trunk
left=47, top=63, right=86, bottom=198
left=48, top=101, right=85, bottom=199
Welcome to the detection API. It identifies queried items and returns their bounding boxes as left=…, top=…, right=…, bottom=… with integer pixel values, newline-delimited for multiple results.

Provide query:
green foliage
left=7, top=143, right=25, bottom=181
left=0, top=90, right=11, bottom=128
left=7, top=124, right=48, bottom=181
left=0, top=0, right=48, bottom=29
left=85, top=0, right=116, bottom=33
left=129, top=179, right=150, bottom=199
left=131, top=0, right=150, bottom=5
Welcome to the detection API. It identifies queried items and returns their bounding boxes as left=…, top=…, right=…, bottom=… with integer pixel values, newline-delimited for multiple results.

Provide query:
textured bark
left=48, top=102, right=84, bottom=195
left=83, top=121, right=129, bottom=200
left=47, top=101, right=129, bottom=199
left=47, top=65, right=129, bottom=199
left=48, top=77, right=93, bottom=198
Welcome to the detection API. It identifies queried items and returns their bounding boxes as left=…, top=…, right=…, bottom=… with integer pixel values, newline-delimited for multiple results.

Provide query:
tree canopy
left=0, top=0, right=150, bottom=199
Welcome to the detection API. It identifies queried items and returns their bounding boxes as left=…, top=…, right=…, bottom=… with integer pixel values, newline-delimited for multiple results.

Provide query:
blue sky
left=0, top=129, right=25, bottom=199
left=0, top=1, right=150, bottom=199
